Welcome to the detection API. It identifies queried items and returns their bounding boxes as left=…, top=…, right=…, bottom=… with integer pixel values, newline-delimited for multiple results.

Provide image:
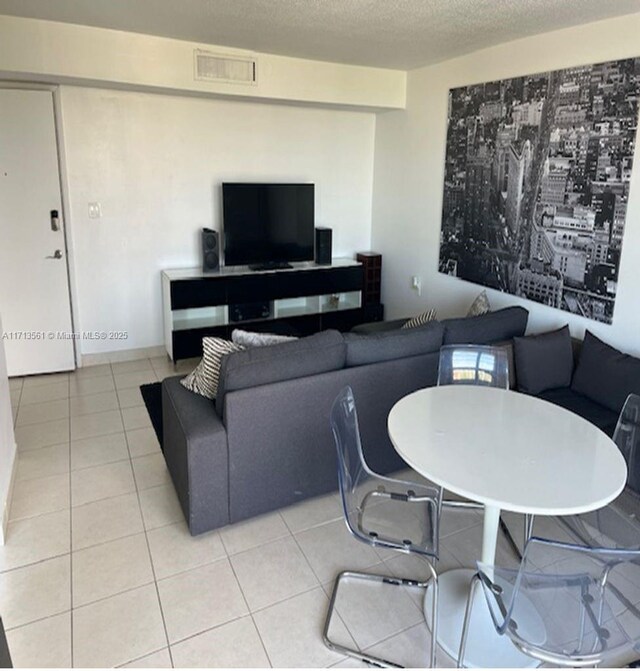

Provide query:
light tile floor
left=2, top=359, right=572, bottom=668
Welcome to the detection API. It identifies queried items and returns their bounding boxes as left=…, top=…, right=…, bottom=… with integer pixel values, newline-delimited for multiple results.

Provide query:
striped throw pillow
left=467, top=290, right=491, bottom=317
left=180, top=337, right=245, bottom=400
left=402, top=308, right=437, bottom=329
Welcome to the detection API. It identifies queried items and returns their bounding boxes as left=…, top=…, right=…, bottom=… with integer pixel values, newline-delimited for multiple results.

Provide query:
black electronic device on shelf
left=222, top=183, right=315, bottom=270
left=229, top=300, right=272, bottom=323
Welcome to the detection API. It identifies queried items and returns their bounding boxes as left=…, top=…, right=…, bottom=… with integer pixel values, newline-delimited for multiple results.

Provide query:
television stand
left=161, top=258, right=384, bottom=361
left=249, top=261, right=292, bottom=271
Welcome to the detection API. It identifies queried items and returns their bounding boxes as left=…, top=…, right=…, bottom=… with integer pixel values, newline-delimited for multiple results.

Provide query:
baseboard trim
left=80, top=345, right=167, bottom=367
left=0, top=442, right=17, bottom=546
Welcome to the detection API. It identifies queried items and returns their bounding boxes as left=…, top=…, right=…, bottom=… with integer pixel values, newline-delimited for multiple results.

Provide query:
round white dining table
left=388, top=385, right=627, bottom=668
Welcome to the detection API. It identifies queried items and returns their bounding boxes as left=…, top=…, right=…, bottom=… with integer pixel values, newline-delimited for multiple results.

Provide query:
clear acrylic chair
left=559, top=393, right=640, bottom=551
left=458, top=537, right=640, bottom=668
left=324, top=386, right=441, bottom=668
left=437, top=344, right=509, bottom=389
left=436, top=345, right=524, bottom=554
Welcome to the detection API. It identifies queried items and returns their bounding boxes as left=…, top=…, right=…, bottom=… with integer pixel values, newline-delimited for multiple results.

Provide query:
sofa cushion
left=231, top=329, right=297, bottom=347
left=514, top=326, right=574, bottom=395
left=571, top=331, right=640, bottom=414
left=537, top=387, right=619, bottom=437
left=344, top=321, right=444, bottom=367
left=216, top=329, right=346, bottom=417
left=442, top=306, right=529, bottom=345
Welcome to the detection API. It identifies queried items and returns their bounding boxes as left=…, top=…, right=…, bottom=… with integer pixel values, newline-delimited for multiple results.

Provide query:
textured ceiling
left=1, top=0, right=639, bottom=70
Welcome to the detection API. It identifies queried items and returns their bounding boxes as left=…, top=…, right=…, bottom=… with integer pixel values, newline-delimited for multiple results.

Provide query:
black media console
left=162, top=258, right=383, bottom=361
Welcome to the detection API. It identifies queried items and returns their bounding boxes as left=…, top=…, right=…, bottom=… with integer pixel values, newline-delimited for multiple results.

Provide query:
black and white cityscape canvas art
left=438, top=57, right=640, bottom=324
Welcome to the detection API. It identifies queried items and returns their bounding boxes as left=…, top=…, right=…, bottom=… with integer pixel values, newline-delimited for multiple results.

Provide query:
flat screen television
left=222, top=183, right=315, bottom=269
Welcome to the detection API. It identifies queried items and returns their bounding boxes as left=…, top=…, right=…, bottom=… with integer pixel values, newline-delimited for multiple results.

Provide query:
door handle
left=50, top=209, right=60, bottom=232
left=45, top=250, right=63, bottom=259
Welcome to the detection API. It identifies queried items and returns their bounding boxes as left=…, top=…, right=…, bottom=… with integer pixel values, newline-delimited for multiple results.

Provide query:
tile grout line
left=216, top=516, right=278, bottom=666
left=225, top=550, right=274, bottom=668
left=4, top=607, right=72, bottom=634
left=68, top=578, right=159, bottom=613
left=285, top=517, right=362, bottom=658
left=71, top=365, right=122, bottom=665
left=115, top=359, right=176, bottom=669
left=148, top=546, right=228, bottom=584
left=4, top=503, right=201, bottom=571
left=116, top=645, right=170, bottom=668
left=5, top=366, right=163, bottom=665
left=66, top=373, right=74, bottom=669
left=9, top=465, right=169, bottom=526
left=0, top=549, right=71, bottom=576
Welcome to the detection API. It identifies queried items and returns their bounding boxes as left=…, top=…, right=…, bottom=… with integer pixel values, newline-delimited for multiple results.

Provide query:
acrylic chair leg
left=457, top=572, right=481, bottom=668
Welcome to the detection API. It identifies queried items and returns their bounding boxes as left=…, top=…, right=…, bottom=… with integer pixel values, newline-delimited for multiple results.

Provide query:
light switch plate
left=88, top=202, right=102, bottom=219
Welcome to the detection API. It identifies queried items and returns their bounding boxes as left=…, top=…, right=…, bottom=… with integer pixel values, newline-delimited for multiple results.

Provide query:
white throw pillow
left=402, top=308, right=437, bottom=329
left=467, top=290, right=491, bottom=317
left=180, top=337, right=245, bottom=400
left=231, top=329, right=298, bottom=347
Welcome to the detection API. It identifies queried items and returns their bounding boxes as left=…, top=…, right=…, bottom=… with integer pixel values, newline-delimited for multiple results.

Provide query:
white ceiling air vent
left=194, top=50, right=257, bottom=86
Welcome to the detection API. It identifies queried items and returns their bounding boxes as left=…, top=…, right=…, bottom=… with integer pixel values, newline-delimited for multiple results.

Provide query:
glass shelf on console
left=273, top=296, right=320, bottom=319
left=272, top=292, right=361, bottom=319
left=320, top=291, right=362, bottom=313
left=172, top=306, right=229, bottom=331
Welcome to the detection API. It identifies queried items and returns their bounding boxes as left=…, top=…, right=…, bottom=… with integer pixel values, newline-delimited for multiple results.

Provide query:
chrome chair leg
left=441, top=500, right=484, bottom=510
left=457, top=572, right=481, bottom=668
left=499, top=516, right=522, bottom=560
left=324, top=567, right=438, bottom=668
left=425, top=560, right=439, bottom=668
left=496, top=513, right=535, bottom=563
left=524, top=514, right=534, bottom=546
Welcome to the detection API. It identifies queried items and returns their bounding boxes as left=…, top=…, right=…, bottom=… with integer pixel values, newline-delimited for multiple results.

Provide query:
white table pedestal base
left=424, top=569, right=539, bottom=668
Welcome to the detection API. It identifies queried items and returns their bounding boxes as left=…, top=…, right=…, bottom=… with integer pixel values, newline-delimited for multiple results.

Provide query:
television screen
left=222, top=183, right=315, bottom=268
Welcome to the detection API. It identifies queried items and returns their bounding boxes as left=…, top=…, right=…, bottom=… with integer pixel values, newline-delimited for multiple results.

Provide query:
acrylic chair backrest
left=437, top=344, right=509, bottom=389
left=330, top=386, right=375, bottom=541
left=614, top=393, right=640, bottom=494
left=561, top=393, right=640, bottom=550
left=477, top=536, right=640, bottom=665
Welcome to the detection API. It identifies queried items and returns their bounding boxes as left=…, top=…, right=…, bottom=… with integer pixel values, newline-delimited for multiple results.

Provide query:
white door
left=0, top=89, right=75, bottom=376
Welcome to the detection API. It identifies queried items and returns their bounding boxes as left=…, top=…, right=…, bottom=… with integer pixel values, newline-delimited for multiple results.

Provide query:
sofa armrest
left=161, top=376, right=230, bottom=535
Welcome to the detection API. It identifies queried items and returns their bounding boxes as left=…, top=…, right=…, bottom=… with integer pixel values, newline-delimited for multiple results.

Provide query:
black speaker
left=315, top=227, right=332, bottom=265
left=201, top=228, right=220, bottom=272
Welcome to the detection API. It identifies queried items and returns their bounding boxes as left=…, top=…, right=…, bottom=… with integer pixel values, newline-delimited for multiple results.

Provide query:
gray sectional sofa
left=162, top=306, right=639, bottom=535
left=162, top=307, right=529, bottom=535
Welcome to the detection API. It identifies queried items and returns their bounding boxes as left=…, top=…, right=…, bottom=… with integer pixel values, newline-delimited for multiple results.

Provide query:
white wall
left=0, top=314, right=17, bottom=544
left=0, top=15, right=405, bottom=110
left=371, top=13, right=640, bottom=355
left=59, top=86, right=376, bottom=355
